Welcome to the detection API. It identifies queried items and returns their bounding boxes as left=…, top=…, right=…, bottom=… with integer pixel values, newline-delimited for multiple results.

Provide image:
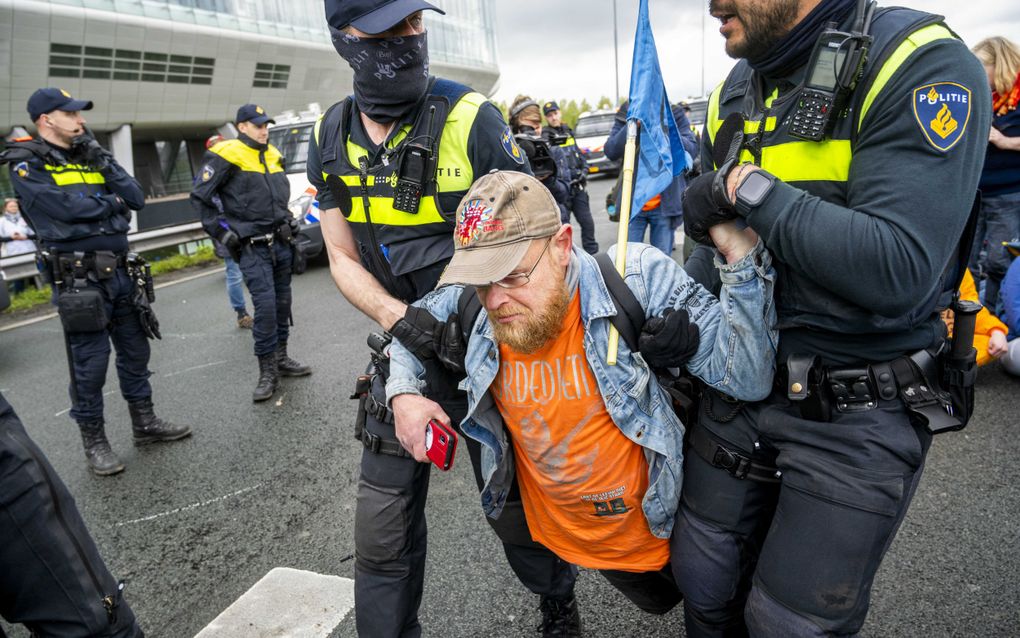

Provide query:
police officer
left=309, top=1, right=579, bottom=636
left=542, top=101, right=599, bottom=254
left=646, top=0, right=991, bottom=634
left=0, top=391, right=143, bottom=636
left=191, top=104, right=312, bottom=402
left=1, top=88, right=191, bottom=476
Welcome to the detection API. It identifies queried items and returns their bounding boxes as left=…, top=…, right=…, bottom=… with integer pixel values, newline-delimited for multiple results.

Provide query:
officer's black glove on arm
left=683, top=112, right=746, bottom=245
left=219, top=229, right=243, bottom=261
left=638, top=308, right=701, bottom=370
left=70, top=131, right=114, bottom=170
left=390, top=306, right=440, bottom=362
left=433, top=313, right=467, bottom=375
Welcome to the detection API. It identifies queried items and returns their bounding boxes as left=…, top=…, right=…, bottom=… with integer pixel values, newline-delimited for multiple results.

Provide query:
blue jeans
left=628, top=206, right=673, bottom=254
left=970, top=190, right=1020, bottom=310
left=224, top=256, right=246, bottom=313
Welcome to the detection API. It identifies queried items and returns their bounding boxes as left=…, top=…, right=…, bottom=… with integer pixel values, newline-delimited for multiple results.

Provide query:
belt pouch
left=92, top=252, right=119, bottom=279
left=57, top=287, right=108, bottom=332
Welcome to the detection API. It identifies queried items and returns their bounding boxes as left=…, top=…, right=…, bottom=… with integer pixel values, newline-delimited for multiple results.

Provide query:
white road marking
left=115, top=484, right=263, bottom=527
left=163, top=360, right=229, bottom=378
left=0, top=267, right=224, bottom=333
left=195, top=567, right=355, bottom=638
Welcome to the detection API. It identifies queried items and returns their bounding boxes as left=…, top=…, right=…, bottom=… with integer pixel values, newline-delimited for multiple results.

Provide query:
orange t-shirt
left=641, top=194, right=662, bottom=211
left=491, top=292, right=670, bottom=572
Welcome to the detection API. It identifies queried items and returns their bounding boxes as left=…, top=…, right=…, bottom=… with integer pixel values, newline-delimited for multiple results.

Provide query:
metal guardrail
left=0, top=222, right=209, bottom=282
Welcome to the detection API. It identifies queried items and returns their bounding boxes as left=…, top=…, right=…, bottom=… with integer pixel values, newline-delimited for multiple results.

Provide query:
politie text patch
left=912, top=82, right=971, bottom=152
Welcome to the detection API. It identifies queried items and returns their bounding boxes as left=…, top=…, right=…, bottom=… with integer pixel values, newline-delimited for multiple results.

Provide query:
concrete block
left=195, top=568, right=354, bottom=638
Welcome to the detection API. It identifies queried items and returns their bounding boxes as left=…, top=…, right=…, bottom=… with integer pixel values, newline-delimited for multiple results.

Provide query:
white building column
left=108, top=124, right=138, bottom=232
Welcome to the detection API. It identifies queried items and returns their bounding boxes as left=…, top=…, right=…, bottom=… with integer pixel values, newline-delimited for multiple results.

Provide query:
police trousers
left=64, top=269, right=152, bottom=424
left=0, top=393, right=142, bottom=637
left=354, top=358, right=577, bottom=638
left=563, top=187, right=599, bottom=255
left=672, top=388, right=931, bottom=637
left=238, top=240, right=293, bottom=357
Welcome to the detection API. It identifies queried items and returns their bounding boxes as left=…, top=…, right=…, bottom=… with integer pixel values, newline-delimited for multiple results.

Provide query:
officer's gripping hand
left=220, top=230, right=243, bottom=262
left=682, top=170, right=741, bottom=245
left=71, top=133, right=114, bottom=170
left=638, top=308, right=701, bottom=370
left=390, top=306, right=441, bottom=362
left=431, top=312, right=467, bottom=375
left=392, top=393, right=449, bottom=462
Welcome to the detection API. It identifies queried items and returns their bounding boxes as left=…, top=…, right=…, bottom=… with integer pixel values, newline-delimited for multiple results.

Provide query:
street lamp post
left=613, top=0, right=620, bottom=105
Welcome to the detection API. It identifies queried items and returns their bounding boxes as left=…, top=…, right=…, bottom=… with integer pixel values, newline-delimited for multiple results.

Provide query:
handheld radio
left=393, top=106, right=437, bottom=213
left=790, top=0, right=875, bottom=141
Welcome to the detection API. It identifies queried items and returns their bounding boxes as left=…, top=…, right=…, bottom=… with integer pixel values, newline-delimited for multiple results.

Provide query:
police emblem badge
left=201, top=165, right=215, bottom=182
left=500, top=127, right=525, bottom=164
left=14, top=161, right=28, bottom=178
left=912, top=82, right=971, bottom=152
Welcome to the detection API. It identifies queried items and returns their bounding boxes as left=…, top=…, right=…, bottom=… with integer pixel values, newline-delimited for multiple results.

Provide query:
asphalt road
left=2, top=175, right=1018, bottom=637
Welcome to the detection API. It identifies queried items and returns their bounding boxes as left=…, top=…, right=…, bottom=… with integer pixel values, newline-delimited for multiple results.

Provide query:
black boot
left=538, top=595, right=582, bottom=637
left=277, top=341, right=311, bottom=377
left=78, top=420, right=125, bottom=476
left=128, top=399, right=192, bottom=445
left=253, top=353, right=279, bottom=402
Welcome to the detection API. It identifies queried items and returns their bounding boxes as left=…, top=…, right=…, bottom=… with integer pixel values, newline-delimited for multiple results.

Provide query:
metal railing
left=0, top=222, right=208, bottom=282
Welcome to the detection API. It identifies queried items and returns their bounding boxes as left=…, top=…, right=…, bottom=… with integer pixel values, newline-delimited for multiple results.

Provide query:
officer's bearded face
left=480, top=231, right=572, bottom=355
left=709, top=0, right=800, bottom=60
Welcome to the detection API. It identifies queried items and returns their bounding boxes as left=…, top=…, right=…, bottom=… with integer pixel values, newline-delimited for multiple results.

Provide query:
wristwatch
left=734, top=169, right=778, bottom=216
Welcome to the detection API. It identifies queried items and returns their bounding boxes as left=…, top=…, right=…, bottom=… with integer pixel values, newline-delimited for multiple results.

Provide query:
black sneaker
left=538, top=595, right=582, bottom=637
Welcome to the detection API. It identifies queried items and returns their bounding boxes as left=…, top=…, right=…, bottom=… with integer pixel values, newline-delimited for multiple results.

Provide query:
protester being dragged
left=971, top=36, right=1020, bottom=311
left=386, top=170, right=776, bottom=615
left=604, top=101, right=698, bottom=255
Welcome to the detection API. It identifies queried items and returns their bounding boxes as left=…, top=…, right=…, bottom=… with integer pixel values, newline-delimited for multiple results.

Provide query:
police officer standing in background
left=542, top=101, right=599, bottom=255
left=1, top=88, right=191, bottom=476
left=192, top=104, right=312, bottom=403
left=652, top=0, right=991, bottom=634
left=309, top=1, right=580, bottom=635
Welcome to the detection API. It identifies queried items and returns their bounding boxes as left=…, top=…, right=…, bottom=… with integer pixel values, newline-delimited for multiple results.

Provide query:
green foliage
left=2, top=246, right=219, bottom=314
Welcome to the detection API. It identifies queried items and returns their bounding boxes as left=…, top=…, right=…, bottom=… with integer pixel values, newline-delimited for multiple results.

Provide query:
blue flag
left=626, top=0, right=686, bottom=213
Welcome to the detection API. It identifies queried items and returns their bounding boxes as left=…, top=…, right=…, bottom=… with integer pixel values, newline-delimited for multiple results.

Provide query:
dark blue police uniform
left=1, top=88, right=190, bottom=476
left=542, top=101, right=599, bottom=254
left=0, top=391, right=143, bottom=636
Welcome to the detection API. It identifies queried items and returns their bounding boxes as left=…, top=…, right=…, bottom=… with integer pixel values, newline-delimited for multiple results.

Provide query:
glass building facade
left=43, top=0, right=498, bottom=69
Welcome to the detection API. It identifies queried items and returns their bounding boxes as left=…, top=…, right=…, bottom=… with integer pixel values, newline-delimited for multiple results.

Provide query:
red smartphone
left=425, top=419, right=457, bottom=471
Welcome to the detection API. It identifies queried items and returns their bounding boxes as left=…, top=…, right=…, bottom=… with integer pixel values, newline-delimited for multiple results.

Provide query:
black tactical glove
left=433, top=312, right=467, bottom=375
left=638, top=308, right=701, bottom=370
left=219, top=229, right=243, bottom=261
left=682, top=170, right=740, bottom=245
left=390, top=306, right=441, bottom=362
left=70, top=132, right=114, bottom=170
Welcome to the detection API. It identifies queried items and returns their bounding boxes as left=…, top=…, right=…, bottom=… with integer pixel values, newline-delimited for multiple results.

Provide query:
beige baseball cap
left=438, top=171, right=563, bottom=287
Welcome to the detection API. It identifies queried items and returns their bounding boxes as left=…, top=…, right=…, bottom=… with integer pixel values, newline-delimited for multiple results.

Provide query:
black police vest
left=315, top=78, right=485, bottom=298
left=706, top=8, right=956, bottom=337
left=0, top=138, right=131, bottom=247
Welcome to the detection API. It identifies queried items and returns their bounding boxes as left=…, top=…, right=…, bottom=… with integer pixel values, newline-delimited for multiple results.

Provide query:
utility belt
left=690, top=344, right=978, bottom=484
left=243, top=223, right=309, bottom=275
left=350, top=331, right=413, bottom=459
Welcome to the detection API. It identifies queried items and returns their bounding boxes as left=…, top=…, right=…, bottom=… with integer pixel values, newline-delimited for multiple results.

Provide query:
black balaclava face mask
left=331, top=28, right=430, bottom=124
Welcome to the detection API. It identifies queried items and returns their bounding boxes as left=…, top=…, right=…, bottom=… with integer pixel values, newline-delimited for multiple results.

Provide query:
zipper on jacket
left=5, top=429, right=122, bottom=626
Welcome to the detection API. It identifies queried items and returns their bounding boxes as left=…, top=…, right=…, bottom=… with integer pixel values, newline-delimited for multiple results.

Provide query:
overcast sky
left=491, top=0, right=1020, bottom=104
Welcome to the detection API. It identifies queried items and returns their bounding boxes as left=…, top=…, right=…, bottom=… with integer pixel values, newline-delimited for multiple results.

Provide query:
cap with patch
left=542, top=101, right=560, bottom=116
left=27, top=88, right=93, bottom=122
left=236, top=104, right=275, bottom=125
left=439, top=171, right=562, bottom=287
left=325, top=0, right=444, bottom=35
left=1004, top=239, right=1020, bottom=258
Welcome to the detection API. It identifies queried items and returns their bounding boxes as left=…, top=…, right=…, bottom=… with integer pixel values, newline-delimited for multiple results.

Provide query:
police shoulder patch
left=201, top=164, right=215, bottom=182
left=500, top=127, right=525, bottom=164
left=14, top=161, right=29, bottom=179
left=912, top=82, right=971, bottom=152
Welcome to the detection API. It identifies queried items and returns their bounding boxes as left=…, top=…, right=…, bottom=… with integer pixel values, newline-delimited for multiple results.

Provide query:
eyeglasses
left=487, top=237, right=553, bottom=289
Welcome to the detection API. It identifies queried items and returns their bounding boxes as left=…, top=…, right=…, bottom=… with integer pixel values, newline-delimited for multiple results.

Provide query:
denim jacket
left=387, top=242, right=777, bottom=538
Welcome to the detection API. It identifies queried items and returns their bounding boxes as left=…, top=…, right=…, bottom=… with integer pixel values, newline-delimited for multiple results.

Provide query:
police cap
left=542, top=101, right=560, bottom=116
left=325, top=0, right=445, bottom=35
left=236, top=104, right=275, bottom=126
left=27, top=88, right=93, bottom=122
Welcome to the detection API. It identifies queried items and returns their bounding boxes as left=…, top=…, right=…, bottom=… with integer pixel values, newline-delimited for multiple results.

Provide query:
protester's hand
left=988, top=330, right=1009, bottom=358
left=390, top=306, right=440, bottom=361
left=989, top=126, right=1007, bottom=149
left=638, top=308, right=701, bottom=370
left=392, top=393, right=449, bottom=462
left=682, top=170, right=739, bottom=245
left=709, top=221, right=759, bottom=265
left=433, top=313, right=466, bottom=375
left=11, top=232, right=26, bottom=241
